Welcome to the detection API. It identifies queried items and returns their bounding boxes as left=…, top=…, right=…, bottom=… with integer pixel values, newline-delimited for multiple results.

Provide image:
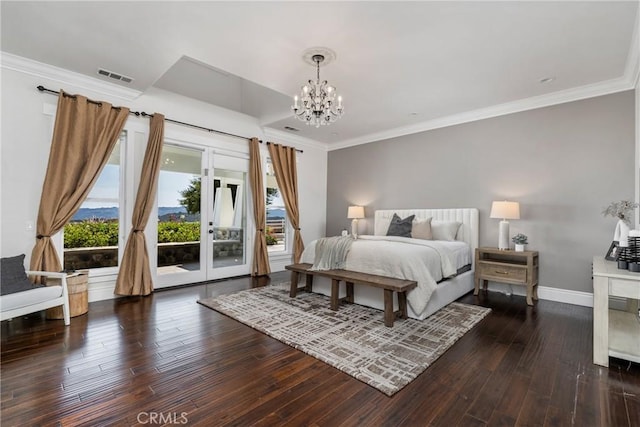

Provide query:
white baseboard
left=86, top=269, right=596, bottom=309
left=88, top=282, right=120, bottom=303
left=537, top=286, right=593, bottom=307
left=484, top=282, right=593, bottom=307
left=269, top=254, right=293, bottom=276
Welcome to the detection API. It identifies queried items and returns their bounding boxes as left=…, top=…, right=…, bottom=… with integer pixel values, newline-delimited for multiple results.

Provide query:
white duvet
left=300, top=235, right=468, bottom=315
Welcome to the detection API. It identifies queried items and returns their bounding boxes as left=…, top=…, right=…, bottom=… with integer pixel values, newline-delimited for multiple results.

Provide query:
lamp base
left=351, top=219, right=359, bottom=238
left=498, top=220, right=510, bottom=250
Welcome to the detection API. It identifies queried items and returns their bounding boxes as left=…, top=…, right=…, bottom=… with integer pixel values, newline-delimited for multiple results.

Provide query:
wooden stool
left=46, top=271, right=89, bottom=319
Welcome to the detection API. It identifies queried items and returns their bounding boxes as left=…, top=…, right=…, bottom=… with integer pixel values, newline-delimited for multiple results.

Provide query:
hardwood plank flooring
left=2, top=272, right=639, bottom=426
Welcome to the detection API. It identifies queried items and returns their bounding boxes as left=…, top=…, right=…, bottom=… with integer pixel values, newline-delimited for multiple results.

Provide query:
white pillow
left=431, top=220, right=461, bottom=241
left=375, top=216, right=392, bottom=236
left=411, top=217, right=432, bottom=240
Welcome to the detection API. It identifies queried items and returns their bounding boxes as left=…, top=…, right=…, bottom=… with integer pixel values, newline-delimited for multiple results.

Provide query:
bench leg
left=331, top=279, right=340, bottom=311
left=289, top=271, right=299, bottom=298
left=384, top=289, right=394, bottom=327
left=305, top=274, right=314, bottom=293
left=397, top=291, right=408, bottom=319
left=346, top=281, right=354, bottom=304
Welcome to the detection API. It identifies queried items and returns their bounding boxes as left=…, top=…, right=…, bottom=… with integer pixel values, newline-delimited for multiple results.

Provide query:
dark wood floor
left=2, top=272, right=639, bottom=426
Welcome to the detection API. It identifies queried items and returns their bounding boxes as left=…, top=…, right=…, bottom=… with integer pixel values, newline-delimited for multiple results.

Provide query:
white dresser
left=592, top=256, right=640, bottom=367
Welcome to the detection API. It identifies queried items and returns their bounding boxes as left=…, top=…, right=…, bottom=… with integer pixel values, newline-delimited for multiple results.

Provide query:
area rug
left=198, top=283, right=491, bottom=396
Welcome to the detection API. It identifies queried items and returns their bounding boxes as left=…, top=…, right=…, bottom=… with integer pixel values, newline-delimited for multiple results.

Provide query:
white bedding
left=301, top=235, right=471, bottom=315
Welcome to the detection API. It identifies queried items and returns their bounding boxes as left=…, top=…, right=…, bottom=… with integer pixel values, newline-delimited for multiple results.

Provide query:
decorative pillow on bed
left=386, top=213, right=415, bottom=237
left=431, top=220, right=462, bottom=241
left=0, top=254, right=42, bottom=296
left=411, top=217, right=433, bottom=240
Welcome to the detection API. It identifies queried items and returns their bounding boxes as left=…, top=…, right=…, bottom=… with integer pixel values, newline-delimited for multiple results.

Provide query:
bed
left=300, top=208, right=479, bottom=320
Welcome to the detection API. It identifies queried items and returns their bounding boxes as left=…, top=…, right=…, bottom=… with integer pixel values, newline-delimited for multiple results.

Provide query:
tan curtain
left=115, top=114, right=165, bottom=296
left=267, top=142, right=304, bottom=263
left=30, top=91, right=129, bottom=278
left=249, top=138, right=270, bottom=276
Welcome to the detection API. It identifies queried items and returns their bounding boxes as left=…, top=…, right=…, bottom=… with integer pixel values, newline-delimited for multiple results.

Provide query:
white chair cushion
left=1, top=286, right=63, bottom=312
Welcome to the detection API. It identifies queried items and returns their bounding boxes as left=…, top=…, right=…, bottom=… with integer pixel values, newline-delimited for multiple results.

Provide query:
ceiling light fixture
left=292, top=48, right=343, bottom=128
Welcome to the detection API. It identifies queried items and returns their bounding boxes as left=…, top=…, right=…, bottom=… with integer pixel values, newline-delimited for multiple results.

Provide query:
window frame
left=58, top=129, right=131, bottom=278
left=264, top=155, right=292, bottom=258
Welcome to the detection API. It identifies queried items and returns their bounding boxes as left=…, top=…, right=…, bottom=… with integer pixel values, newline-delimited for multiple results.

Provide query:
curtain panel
left=249, top=138, right=270, bottom=276
left=115, top=114, right=165, bottom=296
left=267, top=142, right=304, bottom=263
left=30, top=91, right=129, bottom=279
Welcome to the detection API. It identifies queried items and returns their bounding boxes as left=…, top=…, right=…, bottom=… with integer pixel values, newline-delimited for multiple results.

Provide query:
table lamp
left=490, top=201, right=520, bottom=250
left=347, top=206, right=365, bottom=238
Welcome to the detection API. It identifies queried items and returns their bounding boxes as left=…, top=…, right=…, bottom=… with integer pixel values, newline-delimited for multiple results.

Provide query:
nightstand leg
left=474, top=277, right=480, bottom=295
left=526, top=283, right=533, bottom=306
left=533, top=284, right=538, bottom=300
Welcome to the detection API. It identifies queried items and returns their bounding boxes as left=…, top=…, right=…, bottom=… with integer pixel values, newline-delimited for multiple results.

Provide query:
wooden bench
left=285, top=263, right=417, bottom=327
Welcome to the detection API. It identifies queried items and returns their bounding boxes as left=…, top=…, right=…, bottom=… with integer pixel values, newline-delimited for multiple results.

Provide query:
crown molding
left=329, top=75, right=636, bottom=151
left=1, top=51, right=142, bottom=101
left=263, top=127, right=329, bottom=152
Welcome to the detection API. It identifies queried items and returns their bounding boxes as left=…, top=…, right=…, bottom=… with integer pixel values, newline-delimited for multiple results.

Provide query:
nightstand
left=474, top=247, right=539, bottom=305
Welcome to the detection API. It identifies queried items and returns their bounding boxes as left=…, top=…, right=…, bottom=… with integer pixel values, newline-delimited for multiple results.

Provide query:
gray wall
left=326, top=91, right=635, bottom=293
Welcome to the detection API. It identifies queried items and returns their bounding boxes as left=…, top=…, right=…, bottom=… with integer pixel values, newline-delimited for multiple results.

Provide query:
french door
left=154, top=142, right=251, bottom=287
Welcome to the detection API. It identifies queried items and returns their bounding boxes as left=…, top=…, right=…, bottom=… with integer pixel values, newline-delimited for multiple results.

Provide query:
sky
left=86, top=166, right=283, bottom=208
left=86, top=165, right=194, bottom=208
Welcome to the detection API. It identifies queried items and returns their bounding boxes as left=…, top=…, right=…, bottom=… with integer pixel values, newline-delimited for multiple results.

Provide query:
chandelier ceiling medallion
left=292, top=47, right=343, bottom=128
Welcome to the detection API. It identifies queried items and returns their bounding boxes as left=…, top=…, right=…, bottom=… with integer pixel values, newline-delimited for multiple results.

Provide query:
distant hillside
left=267, top=208, right=285, bottom=219
left=72, top=206, right=283, bottom=221
left=72, top=206, right=188, bottom=221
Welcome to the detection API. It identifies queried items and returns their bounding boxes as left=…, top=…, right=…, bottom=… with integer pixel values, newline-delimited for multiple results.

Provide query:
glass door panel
left=156, top=144, right=204, bottom=282
left=211, top=169, right=246, bottom=269
left=207, top=154, right=250, bottom=279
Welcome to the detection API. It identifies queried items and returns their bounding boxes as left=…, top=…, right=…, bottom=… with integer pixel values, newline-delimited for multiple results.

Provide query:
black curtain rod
left=36, top=85, right=303, bottom=153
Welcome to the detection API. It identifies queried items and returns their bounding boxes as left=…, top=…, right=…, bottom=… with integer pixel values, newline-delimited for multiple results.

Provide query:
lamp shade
left=490, top=201, right=520, bottom=220
left=347, top=205, right=365, bottom=219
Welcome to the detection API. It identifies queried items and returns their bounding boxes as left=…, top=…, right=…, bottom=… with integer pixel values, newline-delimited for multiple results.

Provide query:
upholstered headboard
left=374, top=208, right=479, bottom=252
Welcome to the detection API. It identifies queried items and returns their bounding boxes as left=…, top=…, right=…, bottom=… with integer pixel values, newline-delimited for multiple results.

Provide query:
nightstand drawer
left=610, top=279, right=640, bottom=299
left=478, top=263, right=527, bottom=283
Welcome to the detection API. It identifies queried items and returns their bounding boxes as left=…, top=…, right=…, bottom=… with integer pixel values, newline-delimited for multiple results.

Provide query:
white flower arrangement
left=602, top=200, right=638, bottom=225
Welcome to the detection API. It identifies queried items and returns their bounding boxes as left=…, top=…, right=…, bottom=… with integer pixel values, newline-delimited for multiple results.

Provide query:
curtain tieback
left=295, top=228, right=301, bottom=231
left=36, top=234, right=50, bottom=239
left=132, top=229, right=144, bottom=233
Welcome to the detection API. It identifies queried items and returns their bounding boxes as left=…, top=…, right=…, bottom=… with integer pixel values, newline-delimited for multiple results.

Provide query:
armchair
left=1, top=270, right=71, bottom=326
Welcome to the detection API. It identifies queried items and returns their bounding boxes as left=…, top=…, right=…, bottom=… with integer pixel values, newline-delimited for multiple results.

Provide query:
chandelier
left=291, top=53, right=343, bottom=128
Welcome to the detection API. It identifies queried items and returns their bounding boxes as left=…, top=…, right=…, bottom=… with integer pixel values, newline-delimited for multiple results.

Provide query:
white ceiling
left=1, top=1, right=638, bottom=148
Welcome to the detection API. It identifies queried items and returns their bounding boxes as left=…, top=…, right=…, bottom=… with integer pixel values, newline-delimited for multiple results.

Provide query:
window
left=63, top=132, right=126, bottom=270
left=265, top=159, right=287, bottom=253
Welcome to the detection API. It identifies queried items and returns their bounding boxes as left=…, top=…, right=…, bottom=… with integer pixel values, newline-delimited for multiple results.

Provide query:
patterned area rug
left=198, top=283, right=491, bottom=396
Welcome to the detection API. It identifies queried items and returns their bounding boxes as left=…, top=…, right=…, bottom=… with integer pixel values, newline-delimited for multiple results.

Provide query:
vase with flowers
left=603, top=200, right=638, bottom=247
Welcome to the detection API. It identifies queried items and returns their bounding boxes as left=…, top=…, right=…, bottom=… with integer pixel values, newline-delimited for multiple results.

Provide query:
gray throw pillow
left=386, top=213, right=415, bottom=237
left=1, top=254, right=43, bottom=296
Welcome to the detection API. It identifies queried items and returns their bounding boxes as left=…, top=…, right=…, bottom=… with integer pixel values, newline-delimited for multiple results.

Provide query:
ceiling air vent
left=284, top=126, right=300, bottom=132
left=97, top=68, right=134, bottom=84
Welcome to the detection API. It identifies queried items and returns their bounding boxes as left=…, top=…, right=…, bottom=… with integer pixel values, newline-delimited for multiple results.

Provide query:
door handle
left=208, top=229, right=214, bottom=234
